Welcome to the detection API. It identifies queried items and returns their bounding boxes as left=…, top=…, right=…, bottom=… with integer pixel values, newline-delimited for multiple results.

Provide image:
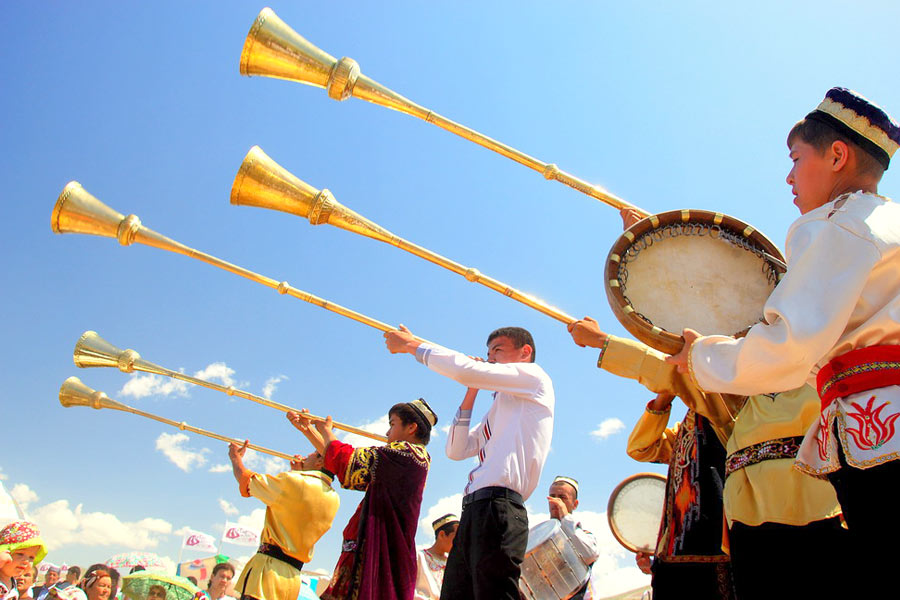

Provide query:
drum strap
left=724, top=436, right=804, bottom=478
left=816, top=345, right=900, bottom=408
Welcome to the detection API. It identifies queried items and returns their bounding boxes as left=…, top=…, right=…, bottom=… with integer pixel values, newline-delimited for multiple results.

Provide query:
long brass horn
left=240, top=8, right=648, bottom=217
left=233, top=146, right=577, bottom=325
left=51, top=182, right=430, bottom=341
left=73, top=331, right=388, bottom=443
left=59, top=376, right=295, bottom=460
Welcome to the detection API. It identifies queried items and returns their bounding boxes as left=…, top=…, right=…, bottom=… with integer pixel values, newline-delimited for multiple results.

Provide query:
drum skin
left=604, top=209, right=786, bottom=354
left=519, top=519, right=591, bottom=600
left=607, top=472, right=667, bottom=554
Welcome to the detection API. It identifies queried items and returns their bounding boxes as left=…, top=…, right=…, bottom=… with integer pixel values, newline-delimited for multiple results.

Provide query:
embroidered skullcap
left=409, top=398, right=438, bottom=427
left=431, top=513, right=459, bottom=532
left=0, top=520, right=48, bottom=565
left=552, top=475, right=579, bottom=498
left=805, top=87, right=900, bottom=169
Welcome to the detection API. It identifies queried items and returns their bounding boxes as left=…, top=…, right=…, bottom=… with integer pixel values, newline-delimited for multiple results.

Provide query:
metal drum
left=518, top=519, right=589, bottom=600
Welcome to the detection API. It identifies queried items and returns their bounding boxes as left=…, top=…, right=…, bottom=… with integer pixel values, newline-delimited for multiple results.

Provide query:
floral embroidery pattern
left=816, top=412, right=831, bottom=461
left=845, top=396, right=900, bottom=451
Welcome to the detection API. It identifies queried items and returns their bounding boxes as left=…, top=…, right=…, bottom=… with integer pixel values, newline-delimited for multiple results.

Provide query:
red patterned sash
left=817, top=345, right=900, bottom=409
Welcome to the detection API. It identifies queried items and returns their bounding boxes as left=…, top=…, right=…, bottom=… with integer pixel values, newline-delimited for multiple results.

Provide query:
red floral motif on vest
left=845, top=396, right=900, bottom=451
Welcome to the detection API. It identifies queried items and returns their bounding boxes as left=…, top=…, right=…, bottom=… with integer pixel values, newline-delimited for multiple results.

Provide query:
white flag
left=221, top=521, right=259, bottom=547
left=181, top=528, right=218, bottom=553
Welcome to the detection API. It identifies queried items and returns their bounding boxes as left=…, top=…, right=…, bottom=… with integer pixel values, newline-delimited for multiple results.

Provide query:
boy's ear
left=830, top=140, right=850, bottom=171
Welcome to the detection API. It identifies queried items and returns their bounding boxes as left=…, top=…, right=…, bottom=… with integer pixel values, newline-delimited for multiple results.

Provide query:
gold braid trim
left=818, top=98, right=899, bottom=156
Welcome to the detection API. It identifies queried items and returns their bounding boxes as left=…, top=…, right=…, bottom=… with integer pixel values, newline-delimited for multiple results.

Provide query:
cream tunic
left=690, top=192, right=900, bottom=474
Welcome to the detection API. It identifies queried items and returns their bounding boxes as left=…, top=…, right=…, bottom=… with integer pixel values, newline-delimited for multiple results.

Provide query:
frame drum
left=519, top=519, right=591, bottom=600
left=605, top=209, right=785, bottom=354
left=607, top=473, right=667, bottom=553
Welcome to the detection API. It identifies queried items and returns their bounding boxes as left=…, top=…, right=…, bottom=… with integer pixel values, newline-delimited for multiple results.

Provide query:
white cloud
left=174, top=526, right=193, bottom=536
left=218, top=498, right=239, bottom=516
left=0, top=467, right=7, bottom=481
left=11, top=483, right=39, bottom=508
left=236, top=508, right=266, bottom=536
left=440, top=424, right=451, bottom=435
left=242, top=449, right=288, bottom=475
left=418, top=493, right=463, bottom=544
left=118, top=362, right=238, bottom=400
left=194, top=362, right=236, bottom=387
left=155, top=433, right=209, bottom=472
left=339, top=415, right=389, bottom=448
left=28, top=500, right=173, bottom=551
left=262, top=375, right=288, bottom=399
left=524, top=506, right=649, bottom=597
left=120, top=373, right=190, bottom=399
left=208, top=463, right=231, bottom=474
left=591, top=418, right=626, bottom=440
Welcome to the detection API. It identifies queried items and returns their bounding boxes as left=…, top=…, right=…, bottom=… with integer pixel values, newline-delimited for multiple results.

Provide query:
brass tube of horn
left=51, top=182, right=432, bottom=343
left=59, top=376, right=295, bottom=460
left=74, top=330, right=389, bottom=443
left=233, top=146, right=578, bottom=325
left=239, top=8, right=648, bottom=217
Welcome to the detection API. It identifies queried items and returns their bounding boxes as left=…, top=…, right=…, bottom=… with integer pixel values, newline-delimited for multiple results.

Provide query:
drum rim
left=607, top=471, right=667, bottom=554
left=604, top=209, right=787, bottom=355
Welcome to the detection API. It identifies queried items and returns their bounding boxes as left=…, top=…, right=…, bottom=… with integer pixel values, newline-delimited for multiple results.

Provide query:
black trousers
left=827, top=438, right=900, bottom=597
left=729, top=517, right=847, bottom=600
left=651, top=558, right=734, bottom=600
left=440, top=488, right=528, bottom=600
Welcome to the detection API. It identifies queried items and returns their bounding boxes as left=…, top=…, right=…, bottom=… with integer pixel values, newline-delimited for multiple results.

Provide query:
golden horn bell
left=74, top=330, right=168, bottom=376
left=240, top=8, right=429, bottom=115
left=239, top=9, right=645, bottom=216
left=232, top=147, right=578, bottom=324
left=59, top=377, right=296, bottom=460
left=59, top=376, right=127, bottom=411
left=232, top=146, right=394, bottom=244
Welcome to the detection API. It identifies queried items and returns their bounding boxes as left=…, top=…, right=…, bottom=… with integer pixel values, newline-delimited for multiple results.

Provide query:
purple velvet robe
left=321, top=440, right=430, bottom=600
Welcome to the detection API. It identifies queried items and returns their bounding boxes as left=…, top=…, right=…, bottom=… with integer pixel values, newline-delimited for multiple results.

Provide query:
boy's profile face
left=786, top=140, right=838, bottom=214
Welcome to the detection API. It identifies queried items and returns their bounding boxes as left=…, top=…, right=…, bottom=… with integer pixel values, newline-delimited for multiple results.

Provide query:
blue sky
left=2, top=0, right=899, bottom=595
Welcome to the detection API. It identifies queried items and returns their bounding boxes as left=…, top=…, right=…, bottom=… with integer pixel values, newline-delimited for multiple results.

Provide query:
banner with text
left=181, top=528, right=218, bottom=553
left=221, top=521, right=259, bottom=547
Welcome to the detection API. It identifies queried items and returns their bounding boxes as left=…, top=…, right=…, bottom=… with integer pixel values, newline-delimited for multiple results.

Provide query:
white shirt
left=416, top=343, right=554, bottom=500
left=413, top=547, right=446, bottom=600
left=690, top=192, right=900, bottom=473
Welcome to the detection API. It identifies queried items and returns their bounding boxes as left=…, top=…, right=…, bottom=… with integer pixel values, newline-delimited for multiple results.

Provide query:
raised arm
left=446, top=387, right=484, bottom=461
left=287, top=410, right=328, bottom=455
left=228, top=440, right=253, bottom=497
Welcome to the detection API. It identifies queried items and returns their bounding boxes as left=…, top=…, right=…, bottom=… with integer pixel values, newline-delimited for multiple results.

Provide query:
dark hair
left=389, top=402, right=432, bottom=445
left=208, top=562, right=235, bottom=587
left=148, top=585, right=167, bottom=598
left=787, top=118, right=885, bottom=180
left=186, top=577, right=198, bottom=586
left=67, top=567, right=81, bottom=580
left=436, top=521, right=458, bottom=538
left=487, top=327, right=536, bottom=362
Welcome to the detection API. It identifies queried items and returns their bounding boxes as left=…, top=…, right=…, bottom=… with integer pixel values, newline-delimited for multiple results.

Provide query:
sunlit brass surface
left=59, top=376, right=295, bottom=460
left=233, top=146, right=578, bottom=324
left=240, top=8, right=647, bottom=217
left=74, top=331, right=388, bottom=443
left=52, top=182, right=428, bottom=341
